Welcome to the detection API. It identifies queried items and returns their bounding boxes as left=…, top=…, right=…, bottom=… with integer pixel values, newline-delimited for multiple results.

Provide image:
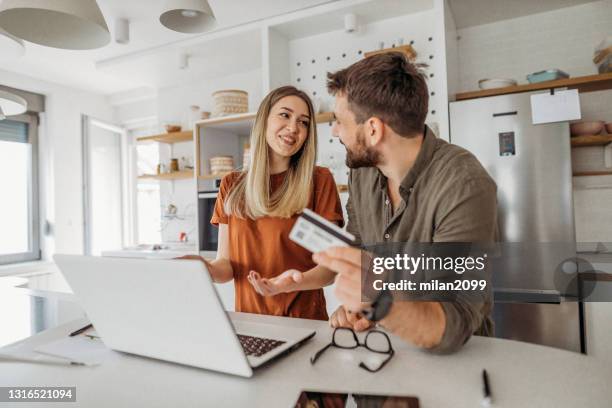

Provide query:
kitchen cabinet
left=136, top=130, right=195, bottom=181
left=135, top=129, right=197, bottom=244
left=195, top=111, right=336, bottom=188
left=195, top=113, right=255, bottom=184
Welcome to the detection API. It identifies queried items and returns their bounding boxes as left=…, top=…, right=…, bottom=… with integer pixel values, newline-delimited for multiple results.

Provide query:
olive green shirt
left=346, top=126, right=498, bottom=354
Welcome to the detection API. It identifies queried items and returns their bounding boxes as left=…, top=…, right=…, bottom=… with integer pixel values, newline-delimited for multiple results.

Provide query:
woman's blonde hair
left=224, top=86, right=317, bottom=219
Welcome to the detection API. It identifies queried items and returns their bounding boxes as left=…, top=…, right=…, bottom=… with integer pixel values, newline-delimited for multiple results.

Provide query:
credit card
left=289, top=208, right=356, bottom=253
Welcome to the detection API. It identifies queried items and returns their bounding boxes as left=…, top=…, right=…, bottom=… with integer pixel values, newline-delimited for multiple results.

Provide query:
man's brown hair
left=327, top=52, right=429, bottom=137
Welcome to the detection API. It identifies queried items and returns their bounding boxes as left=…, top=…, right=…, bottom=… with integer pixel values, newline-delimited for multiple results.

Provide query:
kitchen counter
left=1, top=312, right=611, bottom=407
left=102, top=243, right=198, bottom=259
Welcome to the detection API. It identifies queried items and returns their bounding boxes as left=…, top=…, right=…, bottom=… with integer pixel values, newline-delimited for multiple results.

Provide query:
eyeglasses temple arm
left=358, top=349, right=395, bottom=373
left=310, top=343, right=333, bottom=365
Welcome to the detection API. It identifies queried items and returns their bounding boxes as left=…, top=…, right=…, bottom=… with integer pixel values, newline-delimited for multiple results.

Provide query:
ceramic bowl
left=164, top=124, right=182, bottom=133
left=478, top=78, right=517, bottom=90
left=570, top=121, right=605, bottom=137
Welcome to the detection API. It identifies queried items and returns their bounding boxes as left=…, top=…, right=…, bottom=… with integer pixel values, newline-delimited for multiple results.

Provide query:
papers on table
left=34, top=336, right=111, bottom=366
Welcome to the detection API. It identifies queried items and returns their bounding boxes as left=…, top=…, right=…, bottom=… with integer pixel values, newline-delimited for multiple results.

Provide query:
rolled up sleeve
left=427, top=177, right=497, bottom=354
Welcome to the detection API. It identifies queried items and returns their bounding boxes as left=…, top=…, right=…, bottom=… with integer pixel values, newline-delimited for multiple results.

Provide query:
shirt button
left=384, top=233, right=390, bottom=240
left=409, top=187, right=414, bottom=192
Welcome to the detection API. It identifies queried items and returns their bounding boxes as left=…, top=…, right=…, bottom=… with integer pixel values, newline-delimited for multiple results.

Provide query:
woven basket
left=212, top=89, right=248, bottom=117
left=210, top=156, right=234, bottom=174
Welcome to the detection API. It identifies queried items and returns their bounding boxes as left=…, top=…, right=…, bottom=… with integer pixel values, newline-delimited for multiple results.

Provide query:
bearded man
left=313, top=52, right=498, bottom=353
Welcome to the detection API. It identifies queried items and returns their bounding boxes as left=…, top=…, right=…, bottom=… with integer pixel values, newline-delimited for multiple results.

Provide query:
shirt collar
left=377, top=125, right=437, bottom=194
left=400, top=125, right=436, bottom=192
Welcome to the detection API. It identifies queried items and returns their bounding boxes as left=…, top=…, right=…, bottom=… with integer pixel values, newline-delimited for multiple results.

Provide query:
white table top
left=1, top=312, right=611, bottom=408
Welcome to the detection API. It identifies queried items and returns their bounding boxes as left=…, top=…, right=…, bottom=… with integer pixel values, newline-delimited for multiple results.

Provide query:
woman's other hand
left=176, top=254, right=205, bottom=261
left=176, top=254, right=210, bottom=266
left=248, top=269, right=304, bottom=296
left=176, top=255, right=233, bottom=283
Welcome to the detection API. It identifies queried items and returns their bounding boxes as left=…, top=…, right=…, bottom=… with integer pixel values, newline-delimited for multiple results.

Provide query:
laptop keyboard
left=237, top=334, right=285, bottom=357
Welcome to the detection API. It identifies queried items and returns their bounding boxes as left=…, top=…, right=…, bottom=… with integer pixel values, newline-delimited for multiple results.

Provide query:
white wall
left=114, top=99, right=157, bottom=126
left=0, top=69, right=114, bottom=257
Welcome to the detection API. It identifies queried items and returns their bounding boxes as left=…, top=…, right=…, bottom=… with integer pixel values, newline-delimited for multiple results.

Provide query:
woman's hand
left=176, top=254, right=206, bottom=262
left=176, top=255, right=233, bottom=283
left=247, top=269, right=304, bottom=296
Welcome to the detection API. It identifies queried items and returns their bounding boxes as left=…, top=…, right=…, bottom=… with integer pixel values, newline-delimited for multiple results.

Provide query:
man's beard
left=344, top=127, right=380, bottom=169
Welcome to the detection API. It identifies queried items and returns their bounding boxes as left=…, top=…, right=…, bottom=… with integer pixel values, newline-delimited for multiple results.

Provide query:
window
left=0, top=114, right=40, bottom=265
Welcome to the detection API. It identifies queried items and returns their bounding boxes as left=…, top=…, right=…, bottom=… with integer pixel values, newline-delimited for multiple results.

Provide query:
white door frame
left=81, top=115, right=134, bottom=255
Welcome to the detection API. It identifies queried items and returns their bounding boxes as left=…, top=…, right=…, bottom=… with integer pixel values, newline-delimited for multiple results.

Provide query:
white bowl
left=478, top=78, right=518, bottom=90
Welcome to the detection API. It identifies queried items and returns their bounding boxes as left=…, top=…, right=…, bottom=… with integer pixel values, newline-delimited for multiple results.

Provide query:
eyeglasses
left=310, top=328, right=395, bottom=373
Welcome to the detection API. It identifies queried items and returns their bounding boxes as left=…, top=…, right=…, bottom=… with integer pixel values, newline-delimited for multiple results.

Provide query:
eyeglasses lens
left=333, top=328, right=358, bottom=348
left=365, top=331, right=391, bottom=353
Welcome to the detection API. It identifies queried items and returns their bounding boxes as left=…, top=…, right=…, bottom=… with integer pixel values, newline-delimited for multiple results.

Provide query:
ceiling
left=448, top=0, right=598, bottom=29
left=0, top=0, right=337, bottom=95
left=0, top=0, right=600, bottom=96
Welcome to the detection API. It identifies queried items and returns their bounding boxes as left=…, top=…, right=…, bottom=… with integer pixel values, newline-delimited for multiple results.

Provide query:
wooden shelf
left=196, top=112, right=256, bottom=127
left=571, top=134, right=612, bottom=147
left=138, top=170, right=194, bottom=180
left=198, top=172, right=231, bottom=180
left=573, top=171, right=612, bottom=177
left=195, top=111, right=335, bottom=128
left=137, top=130, right=193, bottom=144
left=456, top=72, right=612, bottom=101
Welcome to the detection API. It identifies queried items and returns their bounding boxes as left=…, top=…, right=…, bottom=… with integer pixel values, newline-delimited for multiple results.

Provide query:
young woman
left=197, top=86, right=343, bottom=320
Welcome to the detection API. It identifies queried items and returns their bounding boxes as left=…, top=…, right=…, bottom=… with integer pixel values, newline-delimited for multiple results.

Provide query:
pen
left=69, top=323, right=93, bottom=337
left=0, top=353, right=85, bottom=367
left=481, top=369, right=492, bottom=407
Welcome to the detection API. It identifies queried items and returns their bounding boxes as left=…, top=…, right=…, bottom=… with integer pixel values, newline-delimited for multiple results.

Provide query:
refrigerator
left=449, top=91, right=584, bottom=353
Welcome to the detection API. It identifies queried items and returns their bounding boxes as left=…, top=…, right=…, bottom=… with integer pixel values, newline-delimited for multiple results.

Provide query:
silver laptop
left=53, top=254, right=315, bottom=377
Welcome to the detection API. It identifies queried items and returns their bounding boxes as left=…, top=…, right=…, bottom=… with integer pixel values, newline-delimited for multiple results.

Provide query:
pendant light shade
left=0, top=90, right=28, bottom=120
left=0, top=0, right=110, bottom=50
left=0, top=27, right=25, bottom=58
left=160, top=0, right=216, bottom=34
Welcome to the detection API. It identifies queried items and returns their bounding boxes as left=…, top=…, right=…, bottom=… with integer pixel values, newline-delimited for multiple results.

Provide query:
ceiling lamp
left=0, top=0, right=110, bottom=50
left=160, top=0, right=216, bottom=34
left=0, top=27, right=25, bottom=58
left=0, top=90, right=28, bottom=121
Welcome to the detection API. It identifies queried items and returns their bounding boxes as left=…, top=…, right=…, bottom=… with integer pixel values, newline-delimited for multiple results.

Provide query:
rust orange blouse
left=211, top=166, right=344, bottom=320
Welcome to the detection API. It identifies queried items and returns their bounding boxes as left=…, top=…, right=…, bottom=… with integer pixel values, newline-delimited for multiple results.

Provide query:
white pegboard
left=284, top=9, right=444, bottom=185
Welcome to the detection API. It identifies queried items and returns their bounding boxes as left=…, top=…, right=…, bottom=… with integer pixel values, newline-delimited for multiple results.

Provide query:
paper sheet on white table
left=34, top=336, right=111, bottom=366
